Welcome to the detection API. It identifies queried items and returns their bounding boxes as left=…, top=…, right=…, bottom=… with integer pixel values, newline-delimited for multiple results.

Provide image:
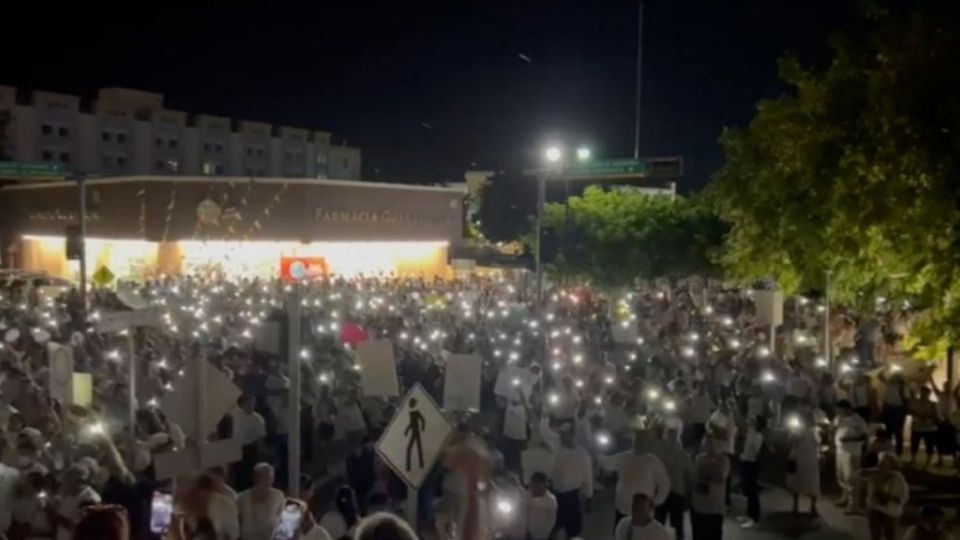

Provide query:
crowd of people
left=0, top=272, right=957, bottom=540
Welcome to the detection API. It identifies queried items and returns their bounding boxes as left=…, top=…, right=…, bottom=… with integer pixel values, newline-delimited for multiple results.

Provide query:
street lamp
left=545, top=146, right=562, bottom=163
left=576, top=147, right=591, bottom=161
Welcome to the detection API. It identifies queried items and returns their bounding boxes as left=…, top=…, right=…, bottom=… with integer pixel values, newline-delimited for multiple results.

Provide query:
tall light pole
left=536, top=146, right=563, bottom=302
left=633, top=1, right=644, bottom=159
left=75, top=173, right=88, bottom=311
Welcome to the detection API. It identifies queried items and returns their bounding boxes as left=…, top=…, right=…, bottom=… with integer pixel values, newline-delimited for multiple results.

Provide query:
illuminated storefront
left=1, top=176, right=465, bottom=281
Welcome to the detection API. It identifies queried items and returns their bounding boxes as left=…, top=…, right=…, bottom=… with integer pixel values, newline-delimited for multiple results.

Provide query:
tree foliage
left=475, top=169, right=537, bottom=244
left=542, top=186, right=726, bottom=287
left=709, top=6, right=960, bottom=355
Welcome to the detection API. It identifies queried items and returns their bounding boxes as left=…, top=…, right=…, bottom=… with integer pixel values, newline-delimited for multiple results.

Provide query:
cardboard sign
left=376, top=384, right=452, bottom=488
left=48, top=342, right=74, bottom=404
left=72, top=373, right=93, bottom=407
left=442, top=352, right=482, bottom=412
left=280, top=257, right=328, bottom=281
left=356, top=339, right=400, bottom=397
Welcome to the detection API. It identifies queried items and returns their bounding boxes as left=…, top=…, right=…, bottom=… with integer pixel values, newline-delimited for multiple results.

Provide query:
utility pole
left=76, top=174, right=88, bottom=309
left=535, top=174, right=546, bottom=302
left=633, top=1, right=644, bottom=159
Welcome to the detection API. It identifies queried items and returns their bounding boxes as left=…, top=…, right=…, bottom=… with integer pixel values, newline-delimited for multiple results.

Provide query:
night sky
left=3, top=1, right=867, bottom=190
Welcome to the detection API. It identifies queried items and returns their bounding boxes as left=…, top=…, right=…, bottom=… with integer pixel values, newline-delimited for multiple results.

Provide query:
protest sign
left=356, top=339, right=400, bottom=397
left=442, top=352, right=482, bottom=411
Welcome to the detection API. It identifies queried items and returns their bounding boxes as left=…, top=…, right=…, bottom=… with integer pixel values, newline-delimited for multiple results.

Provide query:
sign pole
left=127, top=333, right=137, bottom=464
left=77, top=174, right=88, bottom=311
left=286, top=290, right=302, bottom=496
left=406, top=491, right=418, bottom=532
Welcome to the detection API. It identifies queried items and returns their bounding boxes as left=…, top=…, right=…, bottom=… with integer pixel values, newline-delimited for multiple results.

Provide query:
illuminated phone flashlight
left=757, top=346, right=771, bottom=358
left=299, top=348, right=310, bottom=360
left=573, top=354, right=584, bottom=364
left=319, top=373, right=330, bottom=384
left=496, top=497, right=514, bottom=516
left=636, top=337, right=645, bottom=345
left=596, top=432, right=611, bottom=447
left=106, top=349, right=121, bottom=361
left=493, top=349, right=502, bottom=358
left=604, top=376, right=614, bottom=386
left=728, top=338, right=741, bottom=349
left=549, top=393, right=560, bottom=406
left=509, top=351, right=520, bottom=362
left=647, top=388, right=660, bottom=400
left=681, top=347, right=695, bottom=358
left=688, top=332, right=700, bottom=342
left=704, top=305, right=715, bottom=315
left=512, top=378, right=521, bottom=387
left=787, top=415, right=804, bottom=431
left=664, top=399, right=677, bottom=412
left=87, top=422, right=105, bottom=436
left=552, top=361, right=563, bottom=372
left=815, top=356, right=828, bottom=368
left=841, top=363, right=853, bottom=374
left=575, top=379, right=585, bottom=388
left=572, top=335, right=582, bottom=345
left=762, top=370, right=776, bottom=383
left=594, top=396, right=603, bottom=405
left=794, top=334, right=808, bottom=345
left=890, top=363, right=903, bottom=373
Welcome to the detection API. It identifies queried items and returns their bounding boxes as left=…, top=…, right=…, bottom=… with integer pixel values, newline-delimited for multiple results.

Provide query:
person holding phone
left=238, top=463, right=284, bottom=540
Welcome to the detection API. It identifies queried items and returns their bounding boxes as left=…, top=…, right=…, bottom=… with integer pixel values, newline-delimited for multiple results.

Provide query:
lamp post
left=536, top=147, right=562, bottom=302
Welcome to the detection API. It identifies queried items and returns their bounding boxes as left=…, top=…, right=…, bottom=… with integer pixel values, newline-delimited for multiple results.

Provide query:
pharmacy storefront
left=0, top=176, right=465, bottom=281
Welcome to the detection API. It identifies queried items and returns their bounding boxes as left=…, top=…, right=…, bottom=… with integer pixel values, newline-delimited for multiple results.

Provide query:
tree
left=709, top=5, right=960, bottom=355
left=541, top=186, right=726, bottom=287
left=475, top=169, right=537, bottom=244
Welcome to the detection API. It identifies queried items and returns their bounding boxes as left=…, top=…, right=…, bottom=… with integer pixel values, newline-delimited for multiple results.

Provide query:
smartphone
left=272, top=500, right=305, bottom=540
left=149, top=491, right=174, bottom=535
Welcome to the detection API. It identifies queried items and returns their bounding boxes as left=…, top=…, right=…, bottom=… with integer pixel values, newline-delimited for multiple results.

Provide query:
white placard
left=154, top=439, right=242, bottom=480
left=47, top=342, right=74, bottom=404
left=753, top=289, right=784, bottom=327
left=442, top=352, right=482, bottom=412
left=96, top=306, right=164, bottom=333
left=356, top=339, right=400, bottom=397
left=376, top=384, right=452, bottom=488
left=254, top=321, right=282, bottom=355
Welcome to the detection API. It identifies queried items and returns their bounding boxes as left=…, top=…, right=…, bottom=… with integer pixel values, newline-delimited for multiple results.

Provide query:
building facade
left=0, top=86, right=361, bottom=180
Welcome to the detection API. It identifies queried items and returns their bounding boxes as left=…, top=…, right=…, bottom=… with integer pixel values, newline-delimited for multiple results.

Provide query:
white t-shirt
left=237, top=488, right=284, bottom=540
left=740, top=430, right=764, bottom=462
left=708, top=410, right=737, bottom=455
left=526, top=492, right=558, bottom=540
left=614, top=517, right=673, bottom=540
left=232, top=410, right=267, bottom=446
left=503, top=400, right=528, bottom=441
left=0, top=463, right=20, bottom=532
left=835, top=413, right=868, bottom=455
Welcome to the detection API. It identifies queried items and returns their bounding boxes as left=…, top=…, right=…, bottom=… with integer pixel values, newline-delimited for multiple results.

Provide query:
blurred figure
left=71, top=505, right=128, bottom=540
left=690, top=436, right=729, bottom=540
left=902, top=505, right=954, bottom=540
left=786, top=413, right=820, bottom=515
left=319, top=486, right=361, bottom=539
left=614, top=492, right=671, bottom=540
left=866, top=453, right=908, bottom=540
left=834, top=400, right=867, bottom=513
left=237, top=463, right=283, bottom=540
left=738, top=416, right=766, bottom=527
left=525, top=472, right=557, bottom=540
left=654, top=422, right=691, bottom=540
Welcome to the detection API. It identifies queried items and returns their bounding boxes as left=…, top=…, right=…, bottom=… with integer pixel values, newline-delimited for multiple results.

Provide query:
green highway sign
left=0, top=161, right=67, bottom=179
left=558, top=156, right=683, bottom=180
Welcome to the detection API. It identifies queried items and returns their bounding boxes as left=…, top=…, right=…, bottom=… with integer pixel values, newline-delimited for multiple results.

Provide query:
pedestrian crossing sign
left=92, top=266, right=115, bottom=286
left=376, top=383, right=452, bottom=488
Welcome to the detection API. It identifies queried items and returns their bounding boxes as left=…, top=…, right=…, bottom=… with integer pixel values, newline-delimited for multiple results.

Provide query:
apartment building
left=0, top=86, right=361, bottom=179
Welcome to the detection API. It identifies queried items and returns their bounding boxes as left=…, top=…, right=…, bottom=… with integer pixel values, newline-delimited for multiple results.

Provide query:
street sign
left=92, top=266, right=116, bottom=287
left=160, top=359, right=242, bottom=440
left=96, top=306, right=164, bottom=333
left=376, top=383, right=452, bottom=488
left=0, top=161, right=66, bottom=179
left=557, top=156, right=684, bottom=180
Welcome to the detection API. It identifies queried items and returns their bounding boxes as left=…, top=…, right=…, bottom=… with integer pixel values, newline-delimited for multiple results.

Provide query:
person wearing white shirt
left=0, top=460, right=19, bottom=533
left=707, top=401, right=736, bottom=505
left=834, top=400, right=868, bottom=512
left=540, top=418, right=592, bottom=539
left=525, top=473, right=557, bottom=540
left=654, top=423, right=692, bottom=540
left=614, top=492, right=672, bottom=540
left=738, top=417, right=766, bottom=528
left=231, top=394, right=267, bottom=490
left=549, top=377, right=580, bottom=421
left=502, top=387, right=529, bottom=474
left=691, top=436, right=730, bottom=540
left=600, top=430, right=671, bottom=527
left=238, top=463, right=285, bottom=540
left=866, top=453, right=909, bottom=540
left=53, top=463, right=101, bottom=540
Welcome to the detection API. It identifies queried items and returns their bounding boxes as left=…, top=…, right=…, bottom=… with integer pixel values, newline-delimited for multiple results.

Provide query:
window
left=155, top=137, right=164, bottom=148
left=41, top=124, right=53, bottom=135
left=202, top=162, right=216, bottom=175
left=168, top=160, right=179, bottom=173
left=168, top=138, right=178, bottom=149
left=214, top=142, right=223, bottom=153
left=58, top=126, right=69, bottom=137
left=215, top=164, right=225, bottom=174
left=155, top=160, right=166, bottom=170
left=59, top=152, right=70, bottom=163
left=117, top=156, right=127, bottom=167
left=101, top=155, right=112, bottom=167
left=41, top=150, right=54, bottom=161
left=117, top=133, right=127, bottom=144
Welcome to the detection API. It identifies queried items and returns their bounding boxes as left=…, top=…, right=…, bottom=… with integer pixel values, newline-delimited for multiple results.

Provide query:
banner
left=356, top=339, right=400, bottom=397
left=280, top=257, right=328, bottom=281
left=48, top=343, right=74, bottom=404
left=753, top=289, right=784, bottom=327
left=72, top=373, right=93, bottom=407
left=443, top=352, right=482, bottom=412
